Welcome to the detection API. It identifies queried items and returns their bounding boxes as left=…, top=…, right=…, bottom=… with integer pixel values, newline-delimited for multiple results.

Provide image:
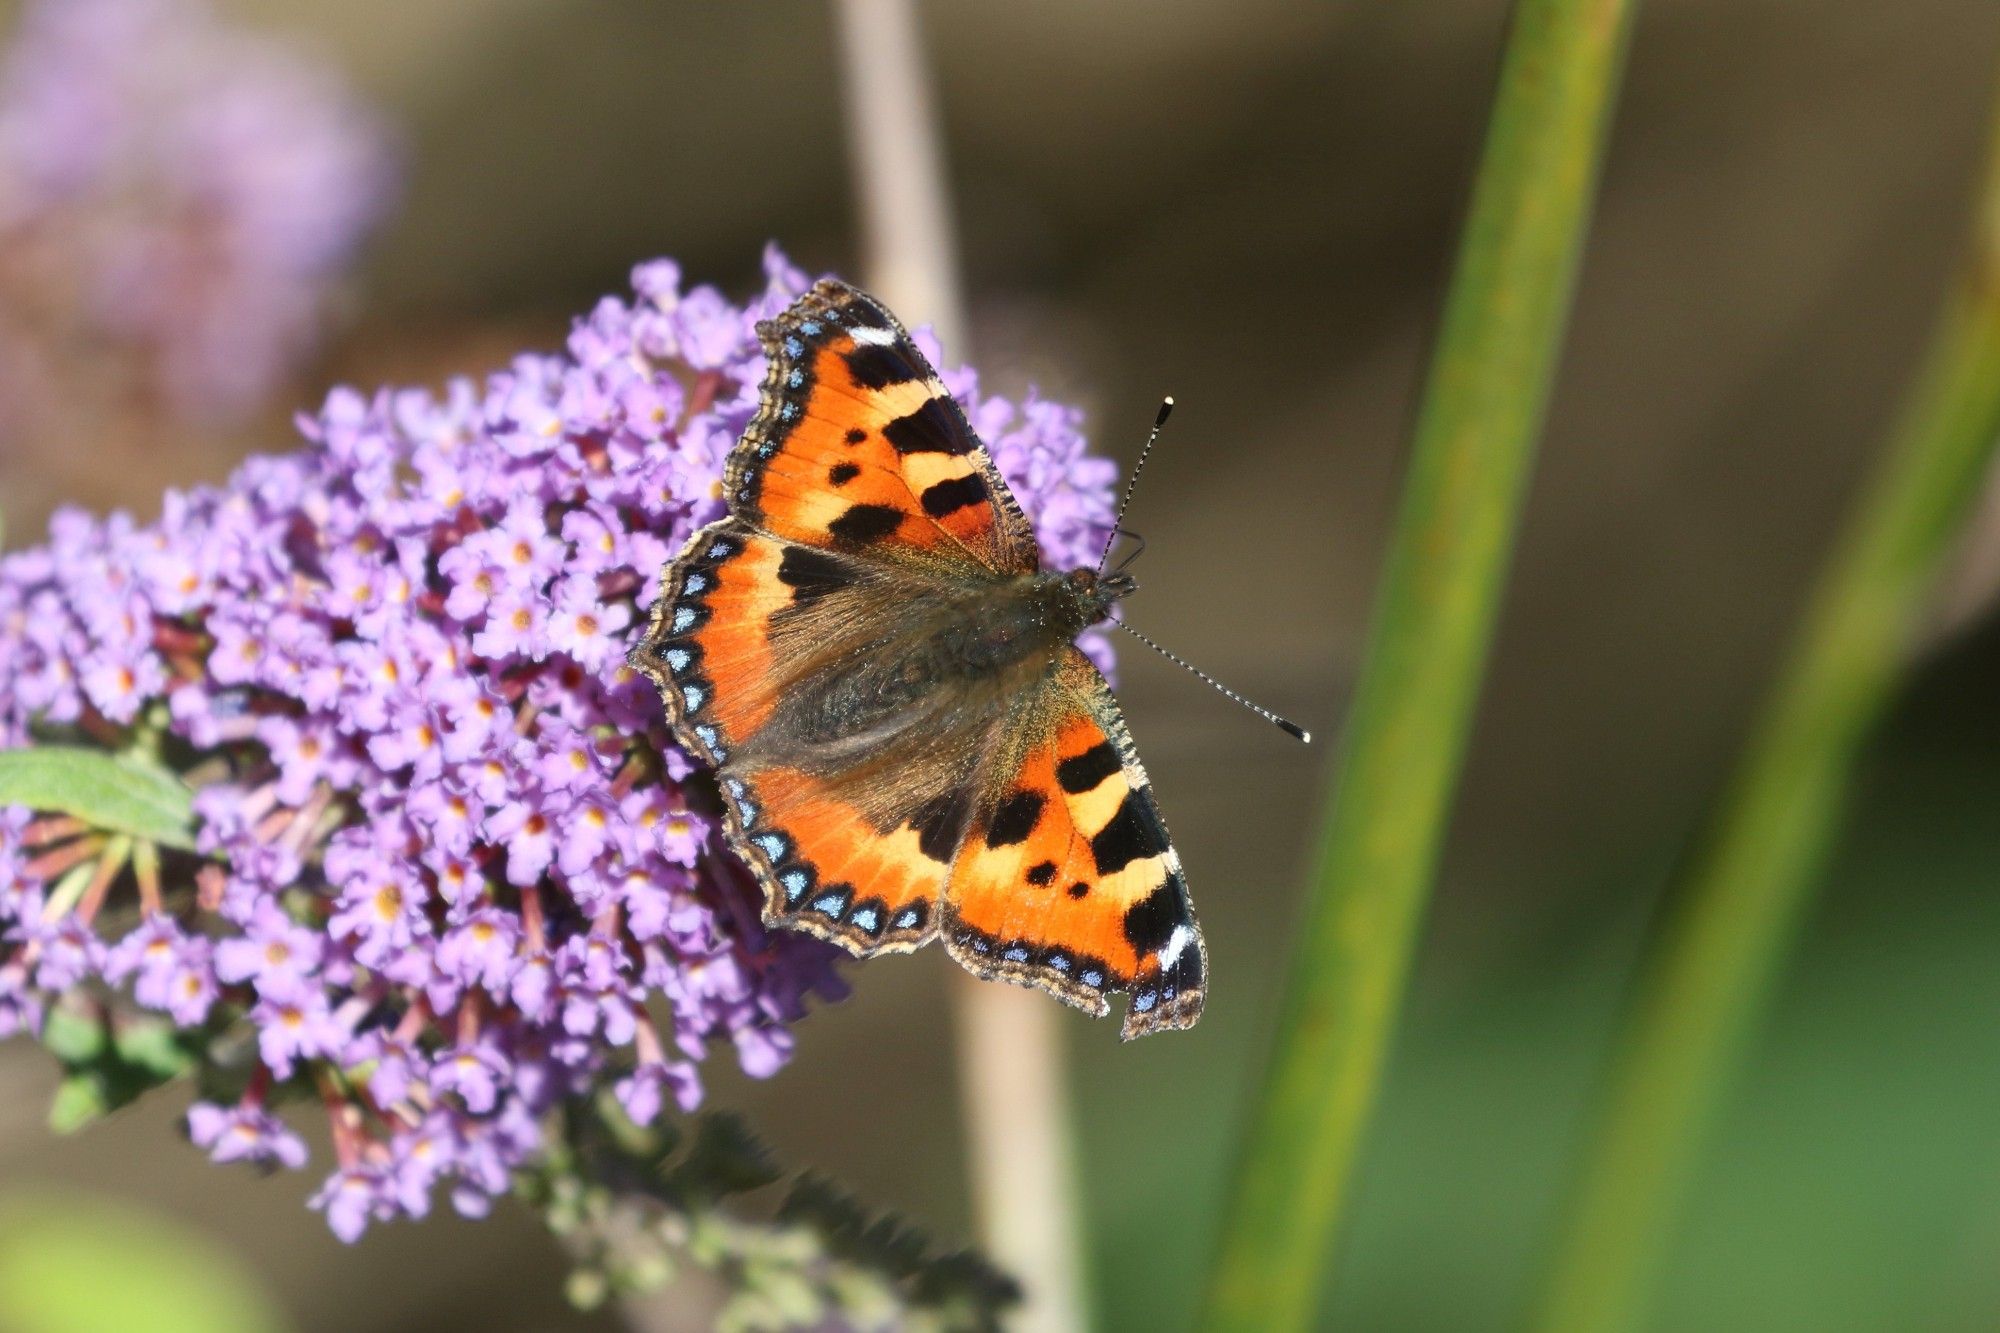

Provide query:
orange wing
left=631, top=517, right=967, bottom=953
left=634, top=520, right=792, bottom=764
left=632, top=279, right=1041, bottom=957
left=710, top=762, right=964, bottom=953
left=637, top=280, right=1203, bottom=1037
left=943, top=649, right=1204, bottom=1039
left=724, top=279, right=1038, bottom=576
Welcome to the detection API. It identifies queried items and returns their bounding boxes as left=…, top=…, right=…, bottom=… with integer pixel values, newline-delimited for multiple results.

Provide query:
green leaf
left=0, top=747, right=194, bottom=849
left=666, top=1113, right=781, bottom=1200
left=1199, top=1, right=1638, bottom=1329
left=45, top=1020, right=199, bottom=1133
left=0, top=1191, right=290, bottom=1333
left=1532, top=62, right=2000, bottom=1333
left=111, top=1019, right=198, bottom=1081
left=45, top=1073, right=112, bottom=1136
left=540, top=1111, right=1018, bottom=1327
left=39, top=1006, right=107, bottom=1066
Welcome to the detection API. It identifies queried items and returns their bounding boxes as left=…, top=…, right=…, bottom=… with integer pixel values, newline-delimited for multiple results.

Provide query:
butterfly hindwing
left=715, top=762, right=963, bottom=953
left=943, top=648, right=1204, bottom=1039
left=726, top=279, right=1039, bottom=576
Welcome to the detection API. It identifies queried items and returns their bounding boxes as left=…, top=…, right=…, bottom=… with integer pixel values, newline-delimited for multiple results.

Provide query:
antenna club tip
left=1279, top=720, right=1311, bottom=743
left=1155, top=397, right=1174, bottom=426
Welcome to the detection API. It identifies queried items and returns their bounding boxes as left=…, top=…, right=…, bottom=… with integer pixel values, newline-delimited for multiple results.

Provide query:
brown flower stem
left=834, top=4, right=1086, bottom=1331
left=132, top=838, right=162, bottom=916
left=25, top=833, right=106, bottom=887
left=520, top=883, right=548, bottom=953
left=22, top=815, right=85, bottom=846
left=76, top=835, right=133, bottom=923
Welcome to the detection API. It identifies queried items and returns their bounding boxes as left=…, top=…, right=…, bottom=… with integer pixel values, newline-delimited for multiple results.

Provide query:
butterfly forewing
left=725, top=280, right=1038, bottom=576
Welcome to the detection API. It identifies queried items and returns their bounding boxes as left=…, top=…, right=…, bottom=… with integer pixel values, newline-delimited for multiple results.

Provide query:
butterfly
left=632, top=279, right=1203, bottom=1038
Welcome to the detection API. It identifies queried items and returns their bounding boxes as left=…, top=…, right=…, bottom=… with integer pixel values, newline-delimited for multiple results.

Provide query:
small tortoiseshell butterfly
left=634, top=279, right=1228, bottom=1038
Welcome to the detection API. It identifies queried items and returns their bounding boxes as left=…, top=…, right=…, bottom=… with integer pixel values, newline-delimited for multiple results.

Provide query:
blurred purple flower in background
left=0, top=249, right=1117, bottom=1239
left=0, top=0, right=395, bottom=435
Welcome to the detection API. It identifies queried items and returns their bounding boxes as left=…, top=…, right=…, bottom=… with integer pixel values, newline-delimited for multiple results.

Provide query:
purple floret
left=0, top=0, right=396, bottom=430
left=0, top=248, right=1117, bottom=1239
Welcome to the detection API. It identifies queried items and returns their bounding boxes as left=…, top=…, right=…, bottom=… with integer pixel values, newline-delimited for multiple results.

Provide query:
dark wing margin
left=724, top=279, right=1039, bottom=575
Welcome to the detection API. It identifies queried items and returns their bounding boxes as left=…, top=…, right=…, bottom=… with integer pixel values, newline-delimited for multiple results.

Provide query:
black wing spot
left=843, top=298, right=891, bottom=330
left=828, top=462, right=861, bottom=486
left=846, top=344, right=921, bottom=390
left=1091, top=789, right=1170, bottom=875
left=775, top=547, right=853, bottom=603
left=1122, top=877, right=1187, bottom=957
left=828, top=503, right=904, bottom=545
left=984, top=790, right=1045, bottom=848
left=844, top=428, right=867, bottom=445
left=1067, top=881, right=1090, bottom=899
left=882, top=399, right=968, bottom=456
left=1056, top=741, right=1120, bottom=794
left=920, top=473, right=988, bottom=519
left=1026, top=861, right=1057, bottom=887
left=909, top=787, right=975, bottom=863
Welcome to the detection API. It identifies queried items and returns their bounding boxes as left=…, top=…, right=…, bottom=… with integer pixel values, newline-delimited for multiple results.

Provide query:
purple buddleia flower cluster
left=0, top=0, right=394, bottom=433
left=0, top=249, right=1117, bottom=1240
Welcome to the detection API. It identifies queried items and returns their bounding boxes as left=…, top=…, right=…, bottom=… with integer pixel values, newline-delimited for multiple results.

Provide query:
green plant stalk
left=1534, top=87, right=2000, bottom=1333
left=1198, top=1, right=1637, bottom=1328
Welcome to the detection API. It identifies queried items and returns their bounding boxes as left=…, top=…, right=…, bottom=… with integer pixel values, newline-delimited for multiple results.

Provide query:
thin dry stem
left=833, top=4, right=1089, bottom=1331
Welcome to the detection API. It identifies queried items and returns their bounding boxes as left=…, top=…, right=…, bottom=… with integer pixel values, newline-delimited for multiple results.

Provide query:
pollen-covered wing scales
left=631, top=278, right=1204, bottom=1038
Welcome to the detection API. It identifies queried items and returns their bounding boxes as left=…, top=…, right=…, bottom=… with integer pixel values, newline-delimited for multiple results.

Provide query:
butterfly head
left=1061, top=566, right=1137, bottom=628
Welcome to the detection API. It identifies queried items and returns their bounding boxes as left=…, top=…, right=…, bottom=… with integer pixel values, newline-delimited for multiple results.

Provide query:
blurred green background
left=5, top=2, right=2000, bottom=1329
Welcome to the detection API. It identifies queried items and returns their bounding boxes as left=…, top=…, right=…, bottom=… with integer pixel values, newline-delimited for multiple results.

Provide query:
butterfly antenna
left=1097, top=396, right=1174, bottom=573
left=1116, top=620, right=1312, bottom=743
left=1112, top=527, right=1147, bottom=575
